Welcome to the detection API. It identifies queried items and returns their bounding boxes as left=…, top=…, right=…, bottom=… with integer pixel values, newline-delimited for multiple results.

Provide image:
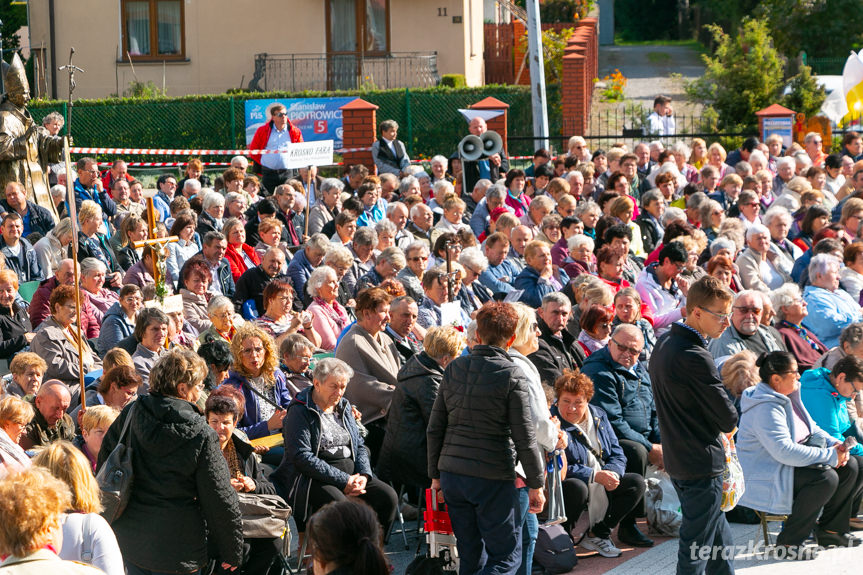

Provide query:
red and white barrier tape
left=96, top=161, right=232, bottom=167
left=71, top=146, right=371, bottom=156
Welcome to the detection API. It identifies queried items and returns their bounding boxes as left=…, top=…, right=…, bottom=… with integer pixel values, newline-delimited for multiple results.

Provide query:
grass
left=646, top=51, right=672, bottom=64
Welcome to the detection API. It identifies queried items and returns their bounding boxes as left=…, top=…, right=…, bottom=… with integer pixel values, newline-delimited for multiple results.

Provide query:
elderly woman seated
left=204, top=385, right=280, bottom=575
left=803, top=254, right=863, bottom=349
left=97, top=285, right=143, bottom=356
left=551, top=369, right=646, bottom=558
left=377, top=326, right=466, bottom=490
left=79, top=258, right=119, bottom=323
left=179, top=258, right=216, bottom=334
left=770, top=283, right=829, bottom=372
left=736, top=223, right=792, bottom=292
left=131, top=308, right=171, bottom=393
left=335, top=288, right=400, bottom=459
left=563, top=233, right=596, bottom=278
left=223, top=324, right=292, bottom=444
left=5, top=352, right=46, bottom=398
left=0, top=395, right=34, bottom=478
left=307, top=266, right=351, bottom=351
left=30, top=285, right=102, bottom=395
left=355, top=246, right=406, bottom=296
left=199, top=295, right=240, bottom=345
left=272, top=357, right=398, bottom=533
left=254, top=279, right=320, bottom=349
left=737, top=351, right=862, bottom=553
left=0, top=269, right=33, bottom=362
left=279, top=334, right=315, bottom=396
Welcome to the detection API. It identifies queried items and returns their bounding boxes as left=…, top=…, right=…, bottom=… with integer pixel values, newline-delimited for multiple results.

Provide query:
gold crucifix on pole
left=132, top=194, right=179, bottom=300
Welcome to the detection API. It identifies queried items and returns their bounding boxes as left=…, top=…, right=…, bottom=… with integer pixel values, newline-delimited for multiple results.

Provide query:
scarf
left=314, top=297, right=349, bottom=331
left=222, top=438, right=244, bottom=480
left=0, top=427, right=31, bottom=472
left=780, top=320, right=821, bottom=351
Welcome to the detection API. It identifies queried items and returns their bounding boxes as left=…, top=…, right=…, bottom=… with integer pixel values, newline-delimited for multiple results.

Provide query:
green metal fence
left=27, top=86, right=562, bottom=164
left=801, top=52, right=846, bottom=76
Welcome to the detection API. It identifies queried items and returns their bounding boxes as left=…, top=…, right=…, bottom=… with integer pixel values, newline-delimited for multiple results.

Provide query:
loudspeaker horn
left=458, top=135, right=484, bottom=162
left=481, top=131, right=503, bottom=157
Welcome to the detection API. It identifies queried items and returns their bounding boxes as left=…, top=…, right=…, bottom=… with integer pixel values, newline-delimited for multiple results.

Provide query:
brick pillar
left=339, top=98, right=378, bottom=173
left=562, top=52, right=586, bottom=136
left=578, top=18, right=599, bottom=82
left=470, top=96, right=510, bottom=154
left=512, top=20, right=529, bottom=86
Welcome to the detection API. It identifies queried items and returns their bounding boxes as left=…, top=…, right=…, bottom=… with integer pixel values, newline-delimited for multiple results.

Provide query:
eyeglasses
left=699, top=306, right=733, bottom=322
left=273, top=112, right=288, bottom=118
left=734, top=306, right=763, bottom=315
left=611, top=338, right=642, bottom=356
left=408, top=256, right=429, bottom=262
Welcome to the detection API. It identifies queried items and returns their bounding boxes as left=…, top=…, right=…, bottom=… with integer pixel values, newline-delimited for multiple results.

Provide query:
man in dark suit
left=528, top=293, right=586, bottom=389
left=371, top=119, right=411, bottom=177
left=460, top=117, right=509, bottom=195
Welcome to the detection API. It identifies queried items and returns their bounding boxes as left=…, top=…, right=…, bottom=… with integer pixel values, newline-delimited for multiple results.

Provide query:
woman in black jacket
left=98, top=347, right=243, bottom=575
left=206, top=386, right=280, bottom=575
left=0, top=269, right=33, bottom=360
left=377, top=326, right=466, bottom=489
left=272, top=357, right=398, bottom=532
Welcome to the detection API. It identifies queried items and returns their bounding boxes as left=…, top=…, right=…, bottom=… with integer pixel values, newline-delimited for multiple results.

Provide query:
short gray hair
left=670, top=141, right=691, bottom=157
left=313, top=357, right=354, bottom=383
left=776, top=156, right=795, bottom=170
left=575, top=201, right=600, bottom=218
left=353, top=226, right=377, bottom=248
left=399, top=176, right=419, bottom=196
left=699, top=199, right=723, bottom=226
left=710, top=237, right=736, bottom=257
left=207, top=295, right=234, bottom=315
left=541, top=292, right=571, bottom=309
left=386, top=201, right=407, bottom=217
left=641, top=189, right=663, bottom=208
left=458, top=246, right=489, bottom=274
left=202, top=192, right=225, bottom=210
left=662, top=206, right=686, bottom=227
left=305, top=233, right=331, bottom=256
left=405, top=240, right=429, bottom=258
left=307, top=266, right=338, bottom=297
left=42, top=111, right=65, bottom=127
left=808, top=253, right=841, bottom=280
left=763, top=206, right=792, bottom=227
left=380, top=119, right=399, bottom=133
left=53, top=217, right=73, bottom=239
left=567, top=234, right=594, bottom=252
left=840, top=323, right=863, bottom=348
left=377, top=246, right=406, bottom=269
left=431, top=155, right=448, bottom=167
left=745, top=223, right=770, bottom=242
left=324, top=244, right=353, bottom=268
left=320, top=178, right=344, bottom=194
left=433, top=179, right=454, bottom=197
left=183, top=179, right=202, bottom=193
left=486, top=183, right=507, bottom=202
left=769, top=283, right=801, bottom=322
left=375, top=219, right=397, bottom=236
left=279, top=333, right=315, bottom=359
left=685, top=191, right=708, bottom=211
left=80, top=257, right=107, bottom=276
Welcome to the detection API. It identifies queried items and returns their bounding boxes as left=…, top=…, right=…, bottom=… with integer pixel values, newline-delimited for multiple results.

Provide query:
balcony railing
left=248, top=52, right=441, bottom=92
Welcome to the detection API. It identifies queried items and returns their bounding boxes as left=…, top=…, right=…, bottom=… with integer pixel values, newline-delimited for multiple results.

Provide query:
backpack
left=533, top=523, right=578, bottom=575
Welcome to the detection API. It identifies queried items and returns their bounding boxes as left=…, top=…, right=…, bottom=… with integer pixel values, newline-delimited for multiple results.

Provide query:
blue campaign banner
left=244, top=97, right=355, bottom=149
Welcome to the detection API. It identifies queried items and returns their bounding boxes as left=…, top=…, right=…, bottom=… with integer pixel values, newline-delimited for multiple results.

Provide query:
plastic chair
left=17, top=280, right=39, bottom=303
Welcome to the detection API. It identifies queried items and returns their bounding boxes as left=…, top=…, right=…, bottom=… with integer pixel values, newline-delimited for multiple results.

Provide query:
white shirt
left=647, top=111, right=676, bottom=136
left=261, top=125, right=293, bottom=170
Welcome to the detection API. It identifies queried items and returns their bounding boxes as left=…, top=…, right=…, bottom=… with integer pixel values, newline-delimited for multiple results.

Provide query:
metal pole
left=525, top=0, right=549, bottom=150
left=63, top=137, right=86, bottom=410
left=304, top=165, right=312, bottom=238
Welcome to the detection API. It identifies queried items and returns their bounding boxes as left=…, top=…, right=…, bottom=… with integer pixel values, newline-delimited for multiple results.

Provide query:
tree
left=685, top=18, right=784, bottom=130
left=781, top=64, right=826, bottom=120
left=759, top=0, right=863, bottom=60
left=0, top=0, right=26, bottom=55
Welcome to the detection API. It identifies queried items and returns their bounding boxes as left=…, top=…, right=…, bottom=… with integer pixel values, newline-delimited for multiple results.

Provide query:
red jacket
left=100, top=171, right=134, bottom=198
left=224, top=243, right=261, bottom=282
left=249, top=120, right=304, bottom=167
left=29, top=278, right=100, bottom=339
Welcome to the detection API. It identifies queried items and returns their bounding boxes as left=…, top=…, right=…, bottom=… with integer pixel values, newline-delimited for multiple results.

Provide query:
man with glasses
left=650, top=276, right=738, bottom=575
left=397, top=241, right=429, bottom=303
left=804, top=132, right=828, bottom=168
left=635, top=242, right=689, bottom=336
left=582, top=323, right=660, bottom=548
left=385, top=295, right=421, bottom=365
left=73, top=157, right=116, bottom=231
left=528, top=293, right=586, bottom=387
left=708, top=290, right=786, bottom=368
left=248, top=103, right=304, bottom=193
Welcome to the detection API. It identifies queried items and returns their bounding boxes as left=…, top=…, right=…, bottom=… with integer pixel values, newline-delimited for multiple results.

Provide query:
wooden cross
left=131, top=195, right=178, bottom=290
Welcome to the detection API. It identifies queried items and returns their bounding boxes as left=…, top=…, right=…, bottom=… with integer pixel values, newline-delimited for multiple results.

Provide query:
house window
left=122, top=0, right=185, bottom=60
left=327, top=0, right=390, bottom=55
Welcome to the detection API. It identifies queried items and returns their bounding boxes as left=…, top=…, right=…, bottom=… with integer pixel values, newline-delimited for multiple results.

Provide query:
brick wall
left=339, top=99, right=378, bottom=172
left=561, top=18, right=597, bottom=137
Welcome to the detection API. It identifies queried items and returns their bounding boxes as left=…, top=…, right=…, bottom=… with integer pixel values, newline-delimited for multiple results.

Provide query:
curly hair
left=48, top=284, right=77, bottom=314
left=554, top=369, right=595, bottom=401
left=0, top=468, right=71, bottom=557
left=230, top=323, right=279, bottom=383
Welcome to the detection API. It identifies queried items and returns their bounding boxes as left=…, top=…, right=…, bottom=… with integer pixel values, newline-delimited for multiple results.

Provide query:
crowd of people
left=4, top=103, right=863, bottom=574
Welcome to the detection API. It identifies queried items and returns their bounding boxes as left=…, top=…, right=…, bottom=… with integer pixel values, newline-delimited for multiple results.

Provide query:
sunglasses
left=734, top=306, right=762, bottom=315
left=612, top=338, right=642, bottom=356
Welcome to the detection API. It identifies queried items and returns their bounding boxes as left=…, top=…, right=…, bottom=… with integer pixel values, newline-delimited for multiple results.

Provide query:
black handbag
left=96, top=403, right=137, bottom=524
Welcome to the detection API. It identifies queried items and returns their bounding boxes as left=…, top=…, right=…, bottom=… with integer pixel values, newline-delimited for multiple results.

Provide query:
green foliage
left=440, top=74, right=466, bottom=89
left=0, top=1, right=26, bottom=54
left=539, top=0, right=594, bottom=22
left=26, top=85, right=554, bottom=159
left=685, top=18, right=784, bottom=130
left=517, top=27, right=574, bottom=85
left=781, top=64, right=826, bottom=119
left=759, top=0, right=863, bottom=60
left=124, top=81, right=167, bottom=99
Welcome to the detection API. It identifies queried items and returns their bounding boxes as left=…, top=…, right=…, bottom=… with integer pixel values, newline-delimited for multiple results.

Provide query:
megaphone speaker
left=481, top=131, right=503, bottom=157
left=459, top=135, right=484, bottom=162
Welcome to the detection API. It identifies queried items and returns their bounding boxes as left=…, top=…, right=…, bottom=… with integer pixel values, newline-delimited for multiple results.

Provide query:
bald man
left=461, top=117, right=509, bottom=195
left=20, top=380, right=76, bottom=450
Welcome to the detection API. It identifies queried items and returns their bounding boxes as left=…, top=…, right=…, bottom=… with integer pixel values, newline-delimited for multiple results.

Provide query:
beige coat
left=30, top=317, right=102, bottom=399
left=181, top=288, right=212, bottom=334
left=0, top=549, right=103, bottom=574
left=335, top=323, right=400, bottom=424
left=735, top=247, right=791, bottom=293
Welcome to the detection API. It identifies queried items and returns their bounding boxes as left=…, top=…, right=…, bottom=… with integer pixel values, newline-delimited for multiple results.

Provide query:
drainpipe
left=49, top=0, right=57, bottom=99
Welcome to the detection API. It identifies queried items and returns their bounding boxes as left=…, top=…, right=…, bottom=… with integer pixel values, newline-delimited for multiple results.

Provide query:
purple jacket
left=223, top=369, right=293, bottom=439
